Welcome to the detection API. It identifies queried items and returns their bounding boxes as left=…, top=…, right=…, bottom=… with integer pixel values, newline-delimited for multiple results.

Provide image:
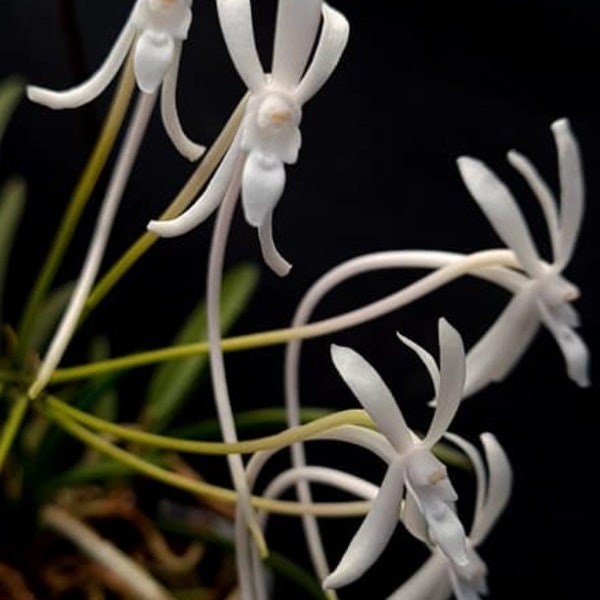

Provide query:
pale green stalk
left=16, top=58, right=136, bottom=363
left=29, top=91, right=157, bottom=399
left=82, top=94, right=248, bottom=317
left=44, top=406, right=371, bottom=518
left=46, top=395, right=372, bottom=454
left=0, top=393, right=28, bottom=473
left=51, top=249, right=518, bottom=384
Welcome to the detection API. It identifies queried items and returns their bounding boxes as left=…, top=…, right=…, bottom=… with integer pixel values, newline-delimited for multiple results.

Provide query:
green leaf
left=0, top=76, right=24, bottom=143
left=0, top=178, right=26, bottom=322
left=44, top=452, right=165, bottom=491
left=26, top=281, right=75, bottom=354
left=29, top=366, right=124, bottom=489
left=86, top=336, right=118, bottom=422
left=143, top=262, right=259, bottom=432
left=169, top=407, right=333, bottom=440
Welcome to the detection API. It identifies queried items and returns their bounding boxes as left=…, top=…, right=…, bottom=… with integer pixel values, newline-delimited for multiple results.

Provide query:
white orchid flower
left=148, top=0, right=349, bottom=275
left=390, top=433, right=512, bottom=600
left=457, top=119, right=589, bottom=397
left=27, top=0, right=203, bottom=161
left=323, top=319, right=469, bottom=590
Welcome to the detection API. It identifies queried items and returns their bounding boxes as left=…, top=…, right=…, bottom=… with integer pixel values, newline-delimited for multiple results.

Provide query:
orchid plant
left=0, top=1, right=591, bottom=599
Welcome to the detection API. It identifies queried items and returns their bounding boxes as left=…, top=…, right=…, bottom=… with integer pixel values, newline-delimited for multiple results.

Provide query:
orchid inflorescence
left=0, top=0, right=591, bottom=598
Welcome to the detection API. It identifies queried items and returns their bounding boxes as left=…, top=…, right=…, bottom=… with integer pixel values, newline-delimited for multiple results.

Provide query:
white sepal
left=422, top=319, right=465, bottom=448
left=258, top=213, right=292, bottom=276
left=27, top=23, right=135, bottom=110
left=323, top=458, right=405, bottom=590
left=457, top=156, right=543, bottom=278
left=216, top=0, right=265, bottom=92
left=148, top=131, right=243, bottom=237
left=330, top=344, right=413, bottom=454
left=272, top=0, right=322, bottom=89
left=160, top=43, right=205, bottom=160
left=294, top=4, right=350, bottom=105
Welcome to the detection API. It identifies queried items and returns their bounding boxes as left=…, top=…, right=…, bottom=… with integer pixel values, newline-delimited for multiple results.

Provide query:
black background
left=1, top=1, right=598, bottom=598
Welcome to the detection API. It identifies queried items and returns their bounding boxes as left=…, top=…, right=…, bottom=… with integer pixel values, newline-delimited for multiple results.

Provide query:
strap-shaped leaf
left=143, top=263, right=259, bottom=431
left=0, top=178, right=26, bottom=322
left=0, top=76, right=24, bottom=142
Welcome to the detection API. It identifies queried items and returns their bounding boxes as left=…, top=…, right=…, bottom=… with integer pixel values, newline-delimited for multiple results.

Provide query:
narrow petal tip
left=551, top=117, right=570, bottom=135
left=147, top=219, right=179, bottom=238
left=26, top=85, right=63, bottom=110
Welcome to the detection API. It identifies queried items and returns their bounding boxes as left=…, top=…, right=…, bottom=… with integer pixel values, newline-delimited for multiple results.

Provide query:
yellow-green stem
left=50, top=326, right=309, bottom=383
left=45, top=407, right=371, bottom=518
left=82, top=94, right=249, bottom=319
left=15, top=57, right=136, bottom=363
left=0, top=393, right=28, bottom=473
left=46, top=395, right=373, bottom=454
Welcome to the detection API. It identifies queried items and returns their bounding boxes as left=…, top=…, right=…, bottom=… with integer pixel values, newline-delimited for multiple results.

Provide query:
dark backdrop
left=0, top=1, right=598, bottom=598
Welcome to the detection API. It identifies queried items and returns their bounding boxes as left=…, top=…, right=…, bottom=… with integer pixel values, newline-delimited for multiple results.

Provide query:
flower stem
left=82, top=94, right=249, bottom=319
left=44, top=406, right=371, bottom=518
left=45, top=394, right=372, bottom=454
left=0, top=392, right=28, bottom=473
left=15, top=56, right=135, bottom=365
left=28, top=91, right=157, bottom=399
left=50, top=249, right=519, bottom=384
left=204, top=153, right=269, bottom=557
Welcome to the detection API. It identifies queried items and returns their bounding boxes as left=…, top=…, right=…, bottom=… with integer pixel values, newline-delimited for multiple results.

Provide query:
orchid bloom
left=457, top=119, right=589, bottom=397
left=27, top=0, right=204, bottom=160
left=391, top=433, right=513, bottom=600
left=323, top=319, right=469, bottom=590
left=147, top=0, right=349, bottom=275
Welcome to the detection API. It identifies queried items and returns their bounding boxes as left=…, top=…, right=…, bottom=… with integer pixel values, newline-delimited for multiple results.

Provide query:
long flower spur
left=457, top=118, right=590, bottom=396
left=148, top=0, right=349, bottom=275
left=27, top=0, right=204, bottom=161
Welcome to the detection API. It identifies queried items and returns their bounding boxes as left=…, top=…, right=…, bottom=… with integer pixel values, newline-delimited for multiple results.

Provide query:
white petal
left=330, top=345, right=413, bottom=454
left=443, top=433, right=487, bottom=535
left=401, top=491, right=430, bottom=543
left=396, top=331, right=441, bottom=397
left=507, top=149, right=560, bottom=262
left=456, top=156, right=543, bottom=278
left=134, top=30, right=175, bottom=93
left=160, top=43, right=205, bottom=160
left=272, top=0, right=322, bottom=88
left=323, top=458, right=405, bottom=589
left=241, top=151, right=286, bottom=227
left=422, top=319, right=465, bottom=448
left=538, top=300, right=590, bottom=387
left=147, top=131, right=243, bottom=237
left=470, top=433, right=513, bottom=544
left=294, top=4, right=350, bottom=105
left=552, top=119, right=585, bottom=268
left=258, top=212, right=292, bottom=276
left=216, top=0, right=266, bottom=92
left=449, top=572, right=484, bottom=600
left=388, top=553, right=452, bottom=600
left=27, top=23, right=135, bottom=109
left=464, top=286, right=540, bottom=398
left=410, top=486, right=469, bottom=567
left=554, top=300, right=581, bottom=328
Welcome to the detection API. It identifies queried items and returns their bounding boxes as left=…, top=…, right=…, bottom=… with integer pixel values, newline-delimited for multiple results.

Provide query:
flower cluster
left=7, top=1, right=589, bottom=599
